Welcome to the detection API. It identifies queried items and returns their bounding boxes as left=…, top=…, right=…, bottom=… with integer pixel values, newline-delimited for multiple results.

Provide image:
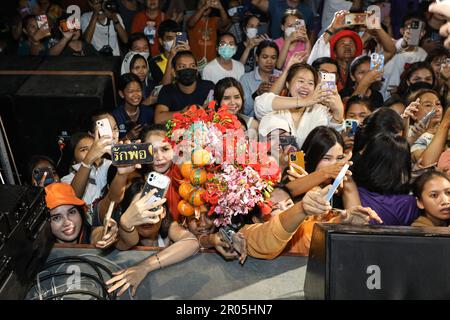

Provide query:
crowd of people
left=5, top=0, right=450, bottom=297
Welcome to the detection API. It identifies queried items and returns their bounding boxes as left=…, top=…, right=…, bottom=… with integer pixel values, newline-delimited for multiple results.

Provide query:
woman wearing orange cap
left=45, top=183, right=118, bottom=248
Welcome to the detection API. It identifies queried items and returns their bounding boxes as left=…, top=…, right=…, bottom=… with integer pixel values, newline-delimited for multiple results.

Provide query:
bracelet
left=80, top=161, right=93, bottom=169
left=325, top=29, right=334, bottom=36
left=119, top=223, right=135, bottom=233
left=155, top=253, right=163, bottom=269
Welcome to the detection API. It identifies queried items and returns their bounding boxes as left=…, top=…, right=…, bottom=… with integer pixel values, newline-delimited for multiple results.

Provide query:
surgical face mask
left=284, top=27, right=296, bottom=38
left=131, top=50, right=149, bottom=60
left=218, top=45, right=237, bottom=60
left=246, top=28, right=258, bottom=39
left=163, top=40, right=174, bottom=52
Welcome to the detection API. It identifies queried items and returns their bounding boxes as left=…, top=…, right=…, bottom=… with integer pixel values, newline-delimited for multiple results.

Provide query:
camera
left=98, top=44, right=113, bottom=56
left=102, top=0, right=117, bottom=13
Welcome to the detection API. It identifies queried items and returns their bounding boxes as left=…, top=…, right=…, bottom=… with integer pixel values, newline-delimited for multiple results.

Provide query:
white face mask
left=246, top=28, right=258, bottom=39
left=163, top=40, right=174, bottom=52
left=132, top=50, right=149, bottom=60
left=284, top=27, right=296, bottom=38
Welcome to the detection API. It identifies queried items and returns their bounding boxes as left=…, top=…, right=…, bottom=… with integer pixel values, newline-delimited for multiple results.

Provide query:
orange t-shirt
left=188, top=17, right=219, bottom=63
left=131, top=11, right=166, bottom=57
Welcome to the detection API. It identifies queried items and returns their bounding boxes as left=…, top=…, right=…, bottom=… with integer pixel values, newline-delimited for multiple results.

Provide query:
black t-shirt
left=156, top=80, right=215, bottom=112
left=339, top=87, right=384, bottom=110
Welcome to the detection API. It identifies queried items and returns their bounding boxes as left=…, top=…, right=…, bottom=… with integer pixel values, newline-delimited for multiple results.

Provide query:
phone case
left=370, top=53, right=384, bottom=72
left=96, top=118, right=113, bottom=138
left=36, top=15, right=49, bottom=29
left=176, top=32, right=188, bottom=44
left=325, top=164, right=350, bottom=202
left=111, top=143, right=154, bottom=166
left=141, top=172, right=171, bottom=207
left=345, top=119, right=359, bottom=137
left=289, top=151, right=305, bottom=170
left=344, top=13, right=367, bottom=26
left=320, top=72, right=336, bottom=90
left=408, top=21, right=423, bottom=46
left=279, top=135, right=299, bottom=150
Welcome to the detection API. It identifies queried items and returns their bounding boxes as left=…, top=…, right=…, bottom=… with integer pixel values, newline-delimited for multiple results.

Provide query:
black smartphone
left=279, top=135, right=299, bottom=150
left=176, top=32, right=188, bottom=45
left=111, top=143, right=154, bottom=166
left=33, top=167, right=55, bottom=186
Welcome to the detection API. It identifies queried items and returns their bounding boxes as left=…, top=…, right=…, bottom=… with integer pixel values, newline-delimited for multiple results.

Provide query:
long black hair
left=352, top=132, right=411, bottom=195
left=302, top=126, right=345, bottom=174
left=353, top=107, right=404, bottom=159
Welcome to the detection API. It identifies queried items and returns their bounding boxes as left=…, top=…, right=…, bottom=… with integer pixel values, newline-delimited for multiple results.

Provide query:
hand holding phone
left=289, top=151, right=305, bottom=173
left=325, top=163, right=350, bottom=203
left=141, top=172, right=171, bottom=211
left=176, top=32, right=188, bottom=45
left=345, top=119, right=359, bottom=138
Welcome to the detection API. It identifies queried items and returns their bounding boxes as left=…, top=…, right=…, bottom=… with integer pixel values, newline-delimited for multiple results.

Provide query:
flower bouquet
left=166, top=102, right=280, bottom=226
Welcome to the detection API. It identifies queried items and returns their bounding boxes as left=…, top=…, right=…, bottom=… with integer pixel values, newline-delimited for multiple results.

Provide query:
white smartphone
left=96, top=118, right=113, bottom=138
left=325, top=164, right=350, bottom=203
left=152, top=85, right=163, bottom=97
left=320, top=72, right=336, bottom=90
left=141, top=172, right=171, bottom=207
left=408, top=20, right=424, bottom=47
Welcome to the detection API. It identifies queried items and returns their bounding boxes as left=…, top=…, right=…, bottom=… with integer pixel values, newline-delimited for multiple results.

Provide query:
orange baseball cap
left=45, top=183, right=86, bottom=210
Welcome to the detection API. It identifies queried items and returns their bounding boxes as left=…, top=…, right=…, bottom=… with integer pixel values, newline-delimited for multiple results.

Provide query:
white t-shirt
left=201, top=58, right=245, bottom=84
left=61, top=159, right=112, bottom=206
left=81, top=12, right=124, bottom=56
left=255, top=92, right=345, bottom=148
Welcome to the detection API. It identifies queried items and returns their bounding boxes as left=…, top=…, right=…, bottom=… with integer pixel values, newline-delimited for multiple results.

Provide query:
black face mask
left=408, top=81, right=433, bottom=93
left=176, top=68, right=197, bottom=86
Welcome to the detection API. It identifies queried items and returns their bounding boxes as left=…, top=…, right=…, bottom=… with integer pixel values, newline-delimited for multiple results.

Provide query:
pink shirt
left=274, top=37, right=306, bottom=69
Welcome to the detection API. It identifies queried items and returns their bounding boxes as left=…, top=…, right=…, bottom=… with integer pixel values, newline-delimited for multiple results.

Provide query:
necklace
left=127, top=107, right=140, bottom=122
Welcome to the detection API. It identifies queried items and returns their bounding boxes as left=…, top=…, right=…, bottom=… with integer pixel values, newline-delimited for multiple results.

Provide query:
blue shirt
left=240, top=67, right=263, bottom=117
left=269, top=1, right=314, bottom=39
left=112, top=103, right=155, bottom=139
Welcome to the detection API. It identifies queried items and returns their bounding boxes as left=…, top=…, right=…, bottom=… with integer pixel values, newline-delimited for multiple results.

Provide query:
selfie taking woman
left=255, top=62, right=345, bottom=148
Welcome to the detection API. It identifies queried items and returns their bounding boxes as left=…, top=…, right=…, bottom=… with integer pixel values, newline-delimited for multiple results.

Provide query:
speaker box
left=0, top=56, right=120, bottom=178
left=0, top=185, right=53, bottom=300
left=304, top=223, right=450, bottom=300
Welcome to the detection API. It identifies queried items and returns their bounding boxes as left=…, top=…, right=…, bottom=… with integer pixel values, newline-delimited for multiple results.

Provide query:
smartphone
left=219, top=226, right=241, bottom=255
left=151, top=85, right=163, bottom=97
left=111, top=143, right=154, bottom=166
left=96, top=118, right=113, bottom=138
left=33, top=167, right=55, bottom=186
left=279, top=135, right=299, bottom=150
left=141, top=172, right=171, bottom=209
left=420, top=108, right=436, bottom=128
left=60, top=16, right=80, bottom=32
left=289, top=151, right=305, bottom=170
left=175, top=31, right=188, bottom=45
left=325, top=164, right=350, bottom=203
left=345, top=119, right=359, bottom=138
left=294, top=19, right=305, bottom=30
left=344, top=13, right=368, bottom=26
left=320, top=72, right=336, bottom=90
left=370, top=52, right=384, bottom=72
left=36, top=15, right=49, bottom=30
left=257, top=22, right=268, bottom=36
left=408, top=20, right=424, bottom=47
